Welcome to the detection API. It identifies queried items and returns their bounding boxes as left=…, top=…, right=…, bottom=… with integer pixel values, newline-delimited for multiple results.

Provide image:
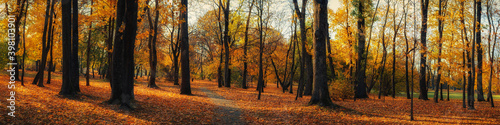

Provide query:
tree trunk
left=257, top=0, right=264, bottom=100
left=418, top=0, right=429, bottom=100
left=180, top=0, right=191, bottom=95
left=107, top=0, right=138, bottom=110
left=434, top=0, right=445, bottom=103
left=308, top=0, right=334, bottom=107
left=476, top=0, right=485, bottom=102
left=242, top=0, right=255, bottom=89
left=354, top=0, right=368, bottom=99
left=71, top=0, right=80, bottom=92
left=21, top=0, right=29, bottom=86
left=86, top=0, right=93, bottom=86
left=223, top=0, right=231, bottom=88
left=60, top=0, right=79, bottom=96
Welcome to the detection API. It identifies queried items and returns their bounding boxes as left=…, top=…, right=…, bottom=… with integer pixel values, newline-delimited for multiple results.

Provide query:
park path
left=201, top=87, right=245, bottom=125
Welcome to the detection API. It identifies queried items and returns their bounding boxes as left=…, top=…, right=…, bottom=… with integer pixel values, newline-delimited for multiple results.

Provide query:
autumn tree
left=434, top=0, right=447, bottom=103
left=293, top=0, right=313, bottom=97
left=86, top=0, right=93, bottom=86
left=146, top=0, right=160, bottom=88
left=308, top=0, right=334, bottom=107
left=179, top=0, right=191, bottom=95
left=486, top=0, right=497, bottom=107
left=242, top=0, right=255, bottom=89
left=353, top=0, right=368, bottom=99
left=31, top=0, right=55, bottom=87
left=419, top=0, right=430, bottom=100
left=475, top=0, right=485, bottom=102
left=107, top=0, right=138, bottom=110
left=59, top=0, right=80, bottom=95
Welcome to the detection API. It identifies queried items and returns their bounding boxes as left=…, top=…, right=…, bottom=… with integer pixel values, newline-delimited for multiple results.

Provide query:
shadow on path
left=201, top=87, right=244, bottom=125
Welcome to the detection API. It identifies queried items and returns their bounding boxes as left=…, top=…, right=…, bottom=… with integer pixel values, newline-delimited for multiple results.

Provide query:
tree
left=257, top=0, right=264, bottom=100
left=293, top=0, right=313, bottom=98
left=86, top=0, right=93, bottom=86
left=434, top=0, right=447, bottom=103
left=308, top=0, right=334, bottom=107
left=378, top=1, right=390, bottom=99
left=475, top=0, right=485, bottom=102
left=146, top=0, right=160, bottom=88
left=418, top=0, right=430, bottom=100
left=486, top=0, right=497, bottom=107
left=354, top=0, right=368, bottom=99
left=242, top=0, right=255, bottom=89
left=222, top=0, right=231, bottom=88
left=180, top=0, right=191, bottom=95
left=21, top=0, right=29, bottom=86
left=107, top=0, right=138, bottom=110
left=59, top=0, right=80, bottom=96
left=32, top=0, right=55, bottom=87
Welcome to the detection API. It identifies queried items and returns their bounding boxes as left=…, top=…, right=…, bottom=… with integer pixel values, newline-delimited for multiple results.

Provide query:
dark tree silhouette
left=180, top=0, right=191, bottom=95
left=418, top=0, right=429, bottom=100
left=107, top=0, right=138, bottom=110
left=308, top=0, right=334, bottom=107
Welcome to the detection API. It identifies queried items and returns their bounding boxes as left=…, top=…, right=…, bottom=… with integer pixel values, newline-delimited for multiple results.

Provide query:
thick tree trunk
left=107, top=0, right=138, bottom=110
left=71, top=0, right=80, bottom=92
left=180, top=0, right=191, bottom=95
left=60, top=0, right=79, bottom=96
left=309, top=0, right=334, bottom=107
left=354, top=0, right=368, bottom=99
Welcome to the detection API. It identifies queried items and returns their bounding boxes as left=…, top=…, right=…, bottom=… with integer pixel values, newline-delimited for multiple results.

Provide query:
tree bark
left=180, top=0, right=191, bottom=95
left=107, top=0, right=138, bottom=110
left=476, top=0, right=485, bottom=102
left=242, top=0, right=255, bottom=89
left=418, top=0, right=430, bottom=100
left=308, top=0, right=334, bottom=107
left=86, top=0, right=93, bottom=86
left=354, top=0, right=368, bottom=99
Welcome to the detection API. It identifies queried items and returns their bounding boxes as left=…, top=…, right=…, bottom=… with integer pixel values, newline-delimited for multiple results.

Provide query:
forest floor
left=1, top=71, right=500, bottom=124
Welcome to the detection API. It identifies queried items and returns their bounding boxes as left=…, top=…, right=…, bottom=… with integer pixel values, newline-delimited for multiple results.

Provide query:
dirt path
left=201, top=87, right=244, bottom=125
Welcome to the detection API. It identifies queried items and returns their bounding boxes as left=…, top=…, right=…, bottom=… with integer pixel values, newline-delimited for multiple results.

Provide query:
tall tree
left=32, top=0, right=55, bottom=87
left=309, top=0, right=334, bottom=107
left=378, top=1, right=390, bottom=99
left=180, top=0, right=191, bottom=95
left=391, top=1, right=403, bottom=98
left=486, top=0, right=497, bottom=107
left=460, top=0, right=469, bottom=109
left=257, top=0, right=264, bottom=100
left=293, top=0, right=312, bottom=98
left=354, top=0, right=368, bottom=99
left=242, top=0, right=255, bottom=89
left=146, top=0, right=160, bottom=88
left=418, top=0, right=430, bottom=100
left=72, top=0, right=80, bottom=92
left=220, top=0, right=232, bottom=88
left=434, top=0, right=447, bottom=103
left=475, top=0, right=485, bottom=102
left=59, top=0, right=80, bottom=95
left=21, top=0, right=29, bottom=86
left=86, top=0, right=93, bottom=86
left=107, top=0, right=138, bottom=110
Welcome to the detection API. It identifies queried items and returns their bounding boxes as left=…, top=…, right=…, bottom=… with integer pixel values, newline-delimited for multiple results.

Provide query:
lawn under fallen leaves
left=1, top=71, right=499, bottom=124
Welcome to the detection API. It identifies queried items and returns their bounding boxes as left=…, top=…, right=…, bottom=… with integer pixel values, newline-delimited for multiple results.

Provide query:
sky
left=188, top=0, right=342, bottom=40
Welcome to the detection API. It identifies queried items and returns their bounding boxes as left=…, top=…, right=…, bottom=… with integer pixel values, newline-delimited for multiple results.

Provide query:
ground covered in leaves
left=1, top=71, right=499, bottom=124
